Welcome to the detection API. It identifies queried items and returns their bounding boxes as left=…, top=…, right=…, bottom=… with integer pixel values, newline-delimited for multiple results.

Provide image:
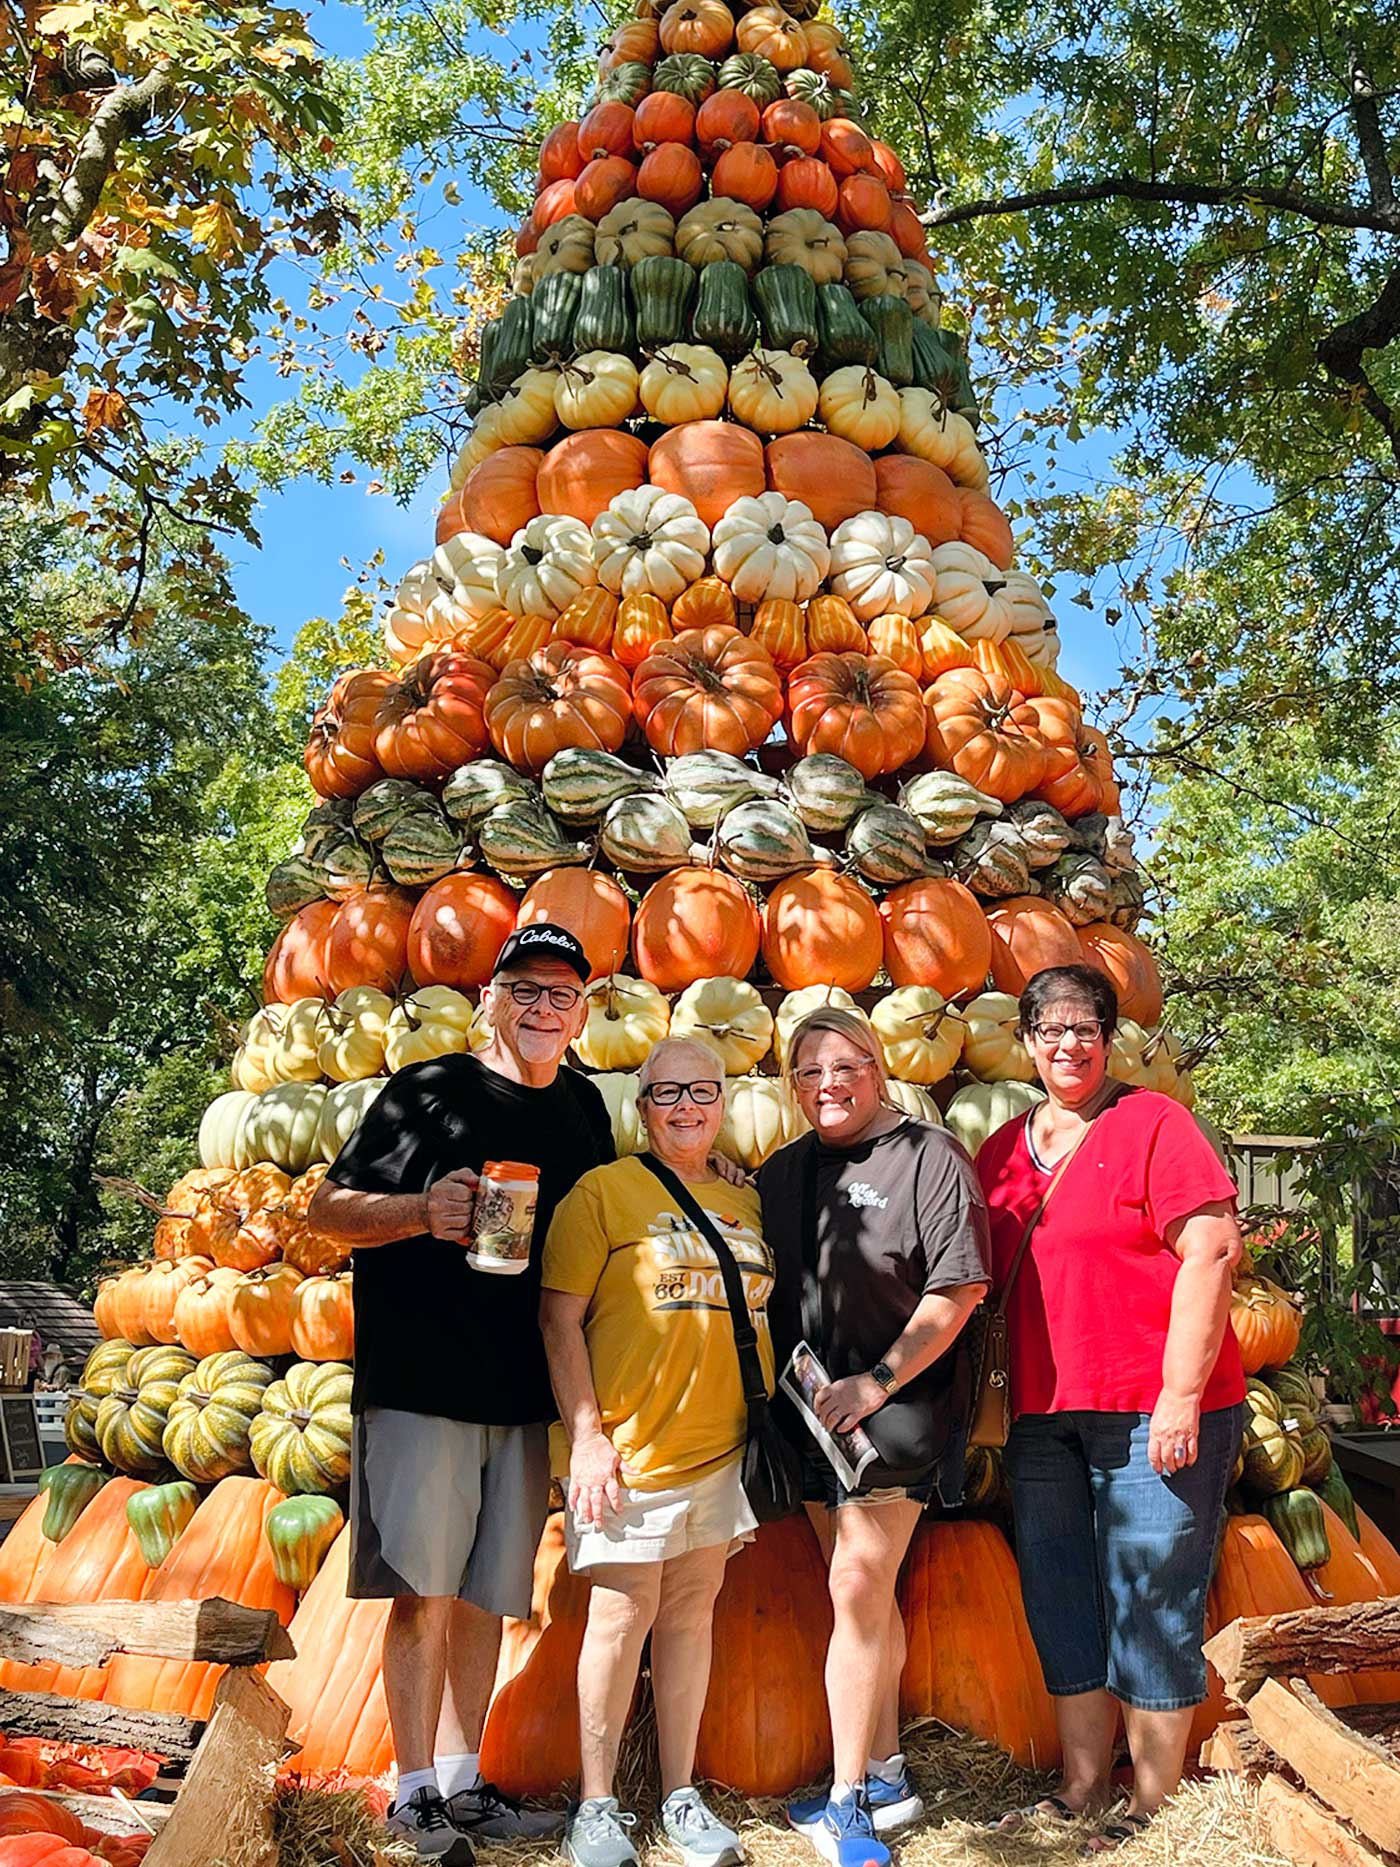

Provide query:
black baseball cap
left=493, top=922, right=590, bottom=984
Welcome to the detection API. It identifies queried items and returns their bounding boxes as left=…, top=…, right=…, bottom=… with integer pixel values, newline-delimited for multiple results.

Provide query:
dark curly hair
left=1016, top=964, right=1119, bottom=1039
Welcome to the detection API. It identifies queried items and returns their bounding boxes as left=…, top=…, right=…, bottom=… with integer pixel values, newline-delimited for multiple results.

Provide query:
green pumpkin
left=1263, top=1487, right=1332, bottom=1571
left=1004, top=798, right=1072, bottom=868
left=594, top=60, right=652, bottom=106
left=265, top=1493, right=346, bottom=1590
left=1265, top=1364, right=1318, bottom=1414
left=478, top=799, right=591, bottom=879
left=650, top=53, right=716, bottom=103
left=782, top=754, right=871, bottom=834
left=1044, top=851, right=1116, bottom=925
left=950, top=820, right=1032, bottom=899
left=1313, top=1464, right=1360, bottom=1540
left=126, top=1480, right=200, bottom=1568
left=163, top=1351, right=276, bottom=1485
left=307, top=833, right=375, bottom=901
left=66, top=1339, right=137, bottom=1463
left=783, top=66, right=860, bottom=120
left=1240, top=1410, right=1305, bottom=1497
left=846, top=802, right=933, bottom=885
left=94, top=1344, right=196, bottom=1478
left=442, top=759, right=540, bottom=834
left=1299, top=1424, right=1333, bottom=1486
left=715, top=51, right=782, bottom=103
left=251, top=1361, right=353, bottom=1496
left=690, top=260, right=758, bottom=364
left=38, top=1463, right=109, bottom=1543
left=600, top=793, right=697, bottom=872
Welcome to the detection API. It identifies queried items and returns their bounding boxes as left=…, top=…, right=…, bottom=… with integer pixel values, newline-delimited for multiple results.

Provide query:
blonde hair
left=638, top=1035, right=726, bottom=1093
left=786, top=1007, right=889, bottom=1092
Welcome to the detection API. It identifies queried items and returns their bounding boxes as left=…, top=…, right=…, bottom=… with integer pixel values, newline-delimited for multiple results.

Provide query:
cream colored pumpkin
left=434, top=530, right=509, bottom=626
left=675, top=197, right=765, bottom=272
left=1022, top=617, right=1062, bottom=669
left=493, top=367, right=562, bottom=447
left=763, top=208, right=846, bottom=283
left=961, top=991, right=1037, bottom=1083
left=592, top=1071, right=645, bottom=1155
left=728, top=346, right=818, bottom=435
left=596, top=198, right=676, bottom=268
left=828, top=511, right=937, bottom=621
left=1138, top=1026, right=1192, bottom=1102
left=902, top=259, right=942, bottom=324
left=896, top=388, right=988, bottom=491
left=639, top=344, right=729, bottom=426
left=883, top=1080, right=943, bottom=1124
left=381, top=559, right=462, bottom=664
left=670, top=976, right=774, bottom=1075
left=198, top=1090, right=258, bottom=1171
left=554, top=350, right=640, bottom=432
left=591, top=485, right=710, bottom=601
left=928, top=541, right=1012, bottom=641
left=317, top=986, right=392, bottom=1083
left=818, top=365, right=900, bottom=449
left=711, top=491, right=830, bottom=603
left=870, top=987, right=966, bottom=1086
left=512, top=255, right=536, bottom=297
left=1109, top=1018, right=1151, bottom=1085
left=467, top=1000, right=495, bottom=1054
left=942, top=1079, right=1044, bottom=1159
left=244, top=1082, right=329, bottom=1174
left=532, top=213, right=596, bottom=276
left=773, top=984, right=868, bottom=1069
left=576, top=974, right=671, bottom=1071
left=495, top=514, right=597, bottom=620
left=314, top=1078, right=387, bottom=1164
left=447, top=405, right=509, bottom=490
left=235, top=1000, right=325, bottom=1094
left=843, top=230, right=906, bottom=302
left=384, top=986, right=478, bottom=1073
left=717, top=1075, right=806, bottom=1170
left=1001, top=570, right=1052, bottom=641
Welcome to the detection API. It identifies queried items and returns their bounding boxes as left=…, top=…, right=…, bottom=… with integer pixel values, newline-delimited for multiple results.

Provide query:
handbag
left=968, top=1084, right=1127, bottom=1449
left=637, top=1154, right=803, bottom=1523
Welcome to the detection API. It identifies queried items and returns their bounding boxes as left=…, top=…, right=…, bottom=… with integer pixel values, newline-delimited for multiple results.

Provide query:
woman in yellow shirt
left=541, top=1036, right=772, bottom=1867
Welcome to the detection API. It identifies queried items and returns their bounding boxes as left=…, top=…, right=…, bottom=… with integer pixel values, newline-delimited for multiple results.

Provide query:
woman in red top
left=976, top=964, right=1244, bottom=1850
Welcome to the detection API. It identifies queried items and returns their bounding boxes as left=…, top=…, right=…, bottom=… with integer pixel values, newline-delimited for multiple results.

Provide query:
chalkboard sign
left=0, top=1393, right=43, bottom=1481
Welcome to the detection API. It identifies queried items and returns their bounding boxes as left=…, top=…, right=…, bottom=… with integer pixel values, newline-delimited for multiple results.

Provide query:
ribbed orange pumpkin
left=1032, top=713, right=1118, bottom=819
left=539, top=121, right=586, bottom=185
left=407, top=872, right=518, bottom=988
left=154, top=1168, right=235, bottom=1261
left=633, top=868, right=760, bottom=992
left=137, top=1256, right=216, bottom=1345
left=899, top=1518, right=1060, bottom=1768
left=803, top=594, right=867, bottom=654
left=984, top=897, right=1084, bottom=996
left=173, top=1268, right=243, bottom=1358
left=764, top=432, right=876, bottom=532
left=325, top=885, right=416, bottom=997
left=613, top=593, right=673, bottom=669
left=873, top=454, right=961, bottom=545
left=670, top=576, right=737, bottom=631
left=749, top=597, right=806, bottom=670
left=263, top=898, right=339, bottom=1004
left=0, top=1795, right=90, bottom=1845
left=518, top=868, right=632, bottom=980
left=785, top=651, right=925, bottom=779
left=532, top=178, right=578, bottom=232
left=1228, top=1275, right=1301, bottom=1374
left=633, top=626, right=783, bottom=758
left=867, top=613, right=922, bottom=680
left=820, top=116, right=876, bottom=178
left=711, top=142, right=778, bottom=210
left=373, top=650, right=495, bottom=783
left=488, top=612, right=555, bottom=673
left=303, top=668, right=391, bottom=800
left=1076, top=922, right=1164, bottom=1025
left=102, top=1267, right=159, bottom=1347
left=290, top=1272, right=355, bottom=1362
left=553, top=586, right=619, bottom=651
left=866, top=134, right=906, bottom=192
left=538, top=430, right=650, bottom=526
left=458, top=448, right=543, bottom=548
left=637, top=143, right=704, bottom=214
left=879, top=878, right=992, bottom=996
left=229, top=1264, right=305, bottom=1359
left=695, top=1515, right=833, bottom=1794
left=888, top=198, right=927, bottom=258
left=924, top=667, right=1050, bottom=803
left=486, top=642, right=634, bottom=773
left=762, top=870, right=882, bottom=991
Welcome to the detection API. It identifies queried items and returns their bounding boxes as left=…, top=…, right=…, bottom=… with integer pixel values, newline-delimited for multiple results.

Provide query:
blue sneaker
left=803, top=1787, right=891, bottom=1867
left=789, top=1762, right=923, bottom=1839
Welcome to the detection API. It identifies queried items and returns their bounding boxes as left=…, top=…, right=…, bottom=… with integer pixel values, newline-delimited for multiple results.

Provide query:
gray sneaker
left=564, top=1796, right=640, bottom=1867
left=385, top=1786, right=459, bottom=1860
left=661, top=1787, right=745, bottom=1867
left=445, top=1781, right=563, bottom=1841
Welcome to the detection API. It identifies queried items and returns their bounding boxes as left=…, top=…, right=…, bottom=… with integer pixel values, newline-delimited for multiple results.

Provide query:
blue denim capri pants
left=1004, top=1403, right=1244, bottom=1711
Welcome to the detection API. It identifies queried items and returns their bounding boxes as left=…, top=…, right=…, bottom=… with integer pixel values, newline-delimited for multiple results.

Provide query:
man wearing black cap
left=309, top=924, right=614, bottom=1861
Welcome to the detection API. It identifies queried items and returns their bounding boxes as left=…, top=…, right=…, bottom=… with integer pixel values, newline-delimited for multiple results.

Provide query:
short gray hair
left=638, top=1035, right=726, bottom=1093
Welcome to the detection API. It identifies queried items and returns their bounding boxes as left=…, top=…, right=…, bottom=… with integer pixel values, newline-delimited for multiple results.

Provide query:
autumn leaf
left=188, top=200, right=240, bottom=256
left=82, top=388, right=127, bottom=435
left=30, top=248, right=82, bottom=321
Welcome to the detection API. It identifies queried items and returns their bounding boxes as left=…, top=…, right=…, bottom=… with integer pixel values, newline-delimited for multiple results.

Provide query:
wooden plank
left=145, top=1667, right=289, bottom=1867
left=1205, top=1602, right=1400, bottom=1700
left=1257, top=1773, right=1392, bottom=1867
left=1246, top=1678, right=1400, bottom=1856
left=1200, top=1718, right=1279, bottom=1777
left=0, top=1687, right=201, bottom=1763
left=0, top=1597, right=294, bottom=1668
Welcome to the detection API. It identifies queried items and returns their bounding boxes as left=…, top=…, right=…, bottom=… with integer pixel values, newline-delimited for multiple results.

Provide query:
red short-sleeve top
left=975, top=1087, right=1245, bottom=1418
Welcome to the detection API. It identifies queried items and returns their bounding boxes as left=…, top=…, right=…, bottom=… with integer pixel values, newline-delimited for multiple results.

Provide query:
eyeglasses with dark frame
left=1031, top=1019, right=1105, bottom=1044
left=499, top=980, right=583, bottom=1010
left=638, top=1080, right=723, bottom=1107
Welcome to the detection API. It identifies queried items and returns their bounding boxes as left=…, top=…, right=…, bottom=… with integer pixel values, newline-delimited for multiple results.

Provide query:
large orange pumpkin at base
left=480, top=1514, right=593, bottom=1797
left=984, top=897, right=1082, bottom=996
left=633, top=868, right=760, bottom=992
left=762, top=869, right=882, bottom=992
left=517, top=868, right=631, bottom=981
left=408, top=873, right=519, bottom=988
left=1076, top=922, right=1163, bottom=1025
left=879, top=878, right=991, bottom=996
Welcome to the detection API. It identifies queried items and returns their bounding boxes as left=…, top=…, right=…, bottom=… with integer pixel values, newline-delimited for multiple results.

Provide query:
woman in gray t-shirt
left=756, top=1007, right=989, bottom=1867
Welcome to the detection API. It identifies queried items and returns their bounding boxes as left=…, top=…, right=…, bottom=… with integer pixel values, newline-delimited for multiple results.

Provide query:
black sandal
left=984, top=1796, right=1079, bottom=1833
left=1079, top=1812, right=1152, bottom=1855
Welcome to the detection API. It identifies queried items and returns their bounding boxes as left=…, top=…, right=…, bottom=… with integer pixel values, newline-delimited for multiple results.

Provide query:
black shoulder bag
left=638, top=1153, right=803, bottom=1523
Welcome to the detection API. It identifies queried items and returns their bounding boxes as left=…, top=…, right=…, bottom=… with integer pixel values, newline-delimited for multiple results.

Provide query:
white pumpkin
left=198, top=1090, right=258, bottom=1171
left=927, top=541, right=1012, bottom=642
left=883, top=1080, right=943, bottom=1124
left=381, top=558, right=461, bottom=663
left=828, top=512, right=937, bottom=621
left=234, top=1000, right=325, bottom=1094
left=638, top=344, right=728, bottom=425
left=818, top=365, right=901, bottom=450
left=317, top=986, right=392, bottom=1083
left=773, top=984, right=867, bottom=1069
left=495, top=514, right=597, bottom=621
left=591, top=1071, right=645, bottom=1155
left=711, top=492, right=829, bottom=603
left=434, top=531, right=508, bottom=625
left=961, top=991, right=1037, bottom=1083
left=1001, top=570, right=1052, bottom=640
left=942, top=1079, right=1044, bottom=1158
left=315, top=1078, right=387, bottom=1164
left=553, top=349, right=640, bottom=431
left=870, top=987, right=965, bottom=1085
left=1108, top=1017, right=1152, bottom=1086
left=896, top=387, right=988, bottom=490
left=575, top=974, right=671, bottom=1072
left=447, top=404, right=509, bottom=490
left=384, top=986, right=477, bottom=1073
left=493, top=366, right=562, bottom=447
left=244, top=1082, right=329, bottom=1174
left=1022, top=617, right=1062, bottom=668
left=727, top=347, right=819, bottom=435
left=670, top=976, right=774, bottom=1075
left=717, top=1075, right=807, bottom=1170
left=591, top=485, right=710, bottom=602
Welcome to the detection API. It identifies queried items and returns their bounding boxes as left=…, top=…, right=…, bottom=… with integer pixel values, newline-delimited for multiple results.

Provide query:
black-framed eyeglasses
left=792, top=1060, right=875, bottom=1091
left=1031, top=1020, right=1104, bottom=1044
left=639, top=1080, right=723, bottom=1107
left=500, top=981, right=583, bottom=1010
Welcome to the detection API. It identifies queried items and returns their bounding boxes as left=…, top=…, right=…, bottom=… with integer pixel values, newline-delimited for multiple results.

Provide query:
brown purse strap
left=993, top=1083, right=1127, bottom=1320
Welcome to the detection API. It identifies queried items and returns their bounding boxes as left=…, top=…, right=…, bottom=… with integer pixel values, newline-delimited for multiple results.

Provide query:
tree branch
left=1348, top=49, right=1395, bottom=209
left=1314, top=263, right=1400, bottom=467
left=30, top=64, right=174, bottom=256
left=921, top=175, right=1400, bottom=234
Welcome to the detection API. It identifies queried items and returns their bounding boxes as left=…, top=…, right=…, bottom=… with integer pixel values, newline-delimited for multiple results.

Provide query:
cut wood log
left=0, top=1597, right=294, bottom=1668
left=1200, top=1718, right=1279, bottom=1777
left=1258, top=1772, right=1391, bottom=1867
left=0, top=1687, right=201, bottom=1763
left=1343, top=1704, right=1400, bottom=1753
left=1246, top=1678, right=1400, bottom=1856
left=1205, top=1601, right=1400, bottom=1701
left=145, top=1668, right=288, bottom=1867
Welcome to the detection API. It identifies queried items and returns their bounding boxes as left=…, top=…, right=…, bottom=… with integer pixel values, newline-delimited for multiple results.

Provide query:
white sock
left=868, top=1753, right=905, bottom=1784
left=394, top=1767, right=440, bottom=1808
left=436, top=1752, right=481, bottom=1797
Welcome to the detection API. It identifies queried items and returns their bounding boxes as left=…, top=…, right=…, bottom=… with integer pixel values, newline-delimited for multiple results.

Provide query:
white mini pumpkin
left=638, top=344, right=729, bottom=425
left=818, top=365, right=901, bottom=449
left=317, top=986, right=393, bottom=1084
left=314, top=1079, right=387, bottom=1165
left=447, top=404, right=509, bottom=489
left=772, top=984, right=867, bottom=1068
left=828, top=511, right=938, bottom=621
left=960, top=991, right=1037, bottom=1083
left=576, top=975, right=671, bottom=1072
left=717, top=1075, right=807, bottom=1170
left=554, top=349, right=640, bottom=430
left=493, top=366, right=562, bottom=447
left=382, top=559, right=461, bottom=663
left=591, top=1071, right=645, bottom=1155
left=727, top=347, right=819, bottom=435
left=711, top=492, right=829, bottom=603
left=591, top=485, right=711, bottom=602
left=495, top=514, right=598, bottom=620
left=1000, top=569, right=1053, bottom=640
left=384, top=986, right=478, bottom=1073
left=896, top=387, right=988, bottom=490
left=927, top=540, right=1012, bottom=642
left=433, top=531, right=507, bottom=624
left=670, top=976, right=774, bottom=1075
left=870, top=987, right=965, bottom=1085
left=1022, top=617, right=1062, bottom=668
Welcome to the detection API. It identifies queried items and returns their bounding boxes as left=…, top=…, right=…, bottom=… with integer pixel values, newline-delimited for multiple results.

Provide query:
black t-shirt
left=326, top=1053, right=614, bottom=1424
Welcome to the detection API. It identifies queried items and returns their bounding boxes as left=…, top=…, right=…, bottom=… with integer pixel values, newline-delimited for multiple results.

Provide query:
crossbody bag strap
left=638, top=1154, right=768, bottom=1410
left=994, top=1082, right=1129, bottom=1318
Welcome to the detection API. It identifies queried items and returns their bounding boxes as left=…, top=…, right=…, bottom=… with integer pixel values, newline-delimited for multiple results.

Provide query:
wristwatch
left=871, top=1361, right=899, bottom=1394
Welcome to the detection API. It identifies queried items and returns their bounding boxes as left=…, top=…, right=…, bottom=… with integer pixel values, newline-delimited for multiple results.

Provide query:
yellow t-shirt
left=542, top=1156, right=773, bottom=1490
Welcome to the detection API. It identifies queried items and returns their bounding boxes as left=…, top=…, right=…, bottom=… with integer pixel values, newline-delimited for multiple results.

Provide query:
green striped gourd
left=478, top=799, right=590, bottom=878
left=163, top=1350, right=276, bottom=1485
left=442, top=759, right=540, bottom=833
left=353, top=777, right=438, bottom=846
left=1263, top=1487, right=1331, bottom=1570
left=265, top=854, right=325, bottom=921
left=1044, top=851, right=1116, bottom=925
left=65, top=1338, right=136, bottom=1462
left=600, top=793, right=696, bottom=871
left=899, top=770, right=1004, bottom=844
left=265, top=1493, right=346, bottom=1589
left=382, top=808, right=464, bottom=886
left=949, top=820, right=1031, bottom=898
left=38, top=1462, right=109, bottom=1542
left=308, top=834, right=375, bottom=901
left=1299, top=1424, right=1333, bottom=1486
left=298, top=798, right=356, bottom=862
left=251, top=1360, right=353, bottom=1495
left=845, top=801, right=930, bottom=884
left=95, top=1344, right=197, bottom=1478
left=1240, top=1411, right=1305, bottom=1496
left=1006, top=798, right=1073, bottom=868
left=543, top=747, right=660, bottom=824
left=782, top=755, right=871, bottom=834
left=714, top=799, right=815, bottom=882
left=1266, top=1365, right=1319, bottom=1414
left=1313, top=1464, right=1360, bottom=1539
left=663, top=750, right=779, bottom=828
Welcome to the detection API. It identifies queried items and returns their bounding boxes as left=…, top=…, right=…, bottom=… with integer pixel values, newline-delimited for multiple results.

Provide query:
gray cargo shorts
left=348, top=1407, right=550, bottom=1619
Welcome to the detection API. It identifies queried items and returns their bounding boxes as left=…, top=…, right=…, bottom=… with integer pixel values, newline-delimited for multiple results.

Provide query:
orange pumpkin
left=407, top=873, right=521, bottom=988
left=613, top=592, right=673, bottom=669
left=670, top=575, right=737, bottom=631
left=763, top=869, right=882, bottom=992
left=867, top=613, right=922, bottom=679
left=173, top=1268, right=243, bottom=1358
left=576, top=102, right=636, bottom=163
left=1306, top=1503, right=1400, bottom=1702
left=553, top=585, right=619, bottom=651
left=229, top=1264, right=305, bottom=1359
left=532, top=178, right=578, bottom=232
left=0, top=1793, right=90, bottom=1844
left=608, top=16, right=661, bottom=64
left=695, top=89, right=760, bottom=160
left=804, top=594, right=867, bottom=654
left=637, top=142, right=704, bottom=214
left=820, top=117, right=876, bottom=178
left=1076, top=923, right=1164, bottom=1025
left=785, top=651, right=925, bottom=779
left=880, top=878, right=992, bottom=995
left=372, top=649, right=496, bottom=782
left=985, top=897, right=1083, bottom=996
left=303, top=668, right=392, bottom=800
left=538, top=430, right=650, bottom=526
left=1356, top=1507, right=1400, bottom=1593
left=632, top=91, right=697, bottom=153
left=458, top=448, right=542, bottom=548
left=486, top=641, right=633, bottom=773
left=263, top=899, right=339, bottom=1004
left=804, top=22, right=855, bottom=87
left=649, top=422, right=766, bottom=530
left=137, top=1256, right=216, bottom=1343
left=763, top=431, right=877, bottom=532
left=735, top=6, right=808, bottom=71
left=539, top=121, right=586, bottom=185
left=888, top=199, right=927, bottom=258
left=835, top=171, right=891, bottom=233
left=956, top=488, right=1014, bottom=568
left=711, top=142, right=778, bottom=210
left=454, top=605, right=515, bottom=662
left=325, top=885, right=416, bottom=997
left=659, top=0, right=733, bottom=56
left=290, top=1271, right=355, bottom=1362
left=761, top=97, right=822, bottom=158
left=518, top=868, right=632, bottom=980
left=154, top=1168, right=236, bottom=1262
left=775, top=156, right=838, bottom=217
left=749, top=597, right=806, bottom=670
left=479, top=1516, right=594, bottom=1795
left=866, top=134, right=906, bottom=193
left=575, top=155, right=638, bottom=222
left=633, top=868, right=760, bottom=991
left=515, top=220, right=540, bottom=258
left=918, top=614, right=976, bottom=681
left=1030, top=711, right=1118, bottom=819
left=972, top=636, right=1044, bottom=699
left=923, top=666, right=1050, bottom=802
left=872, top=454, right=961, bottom=545
left=633, top=625, right=783, bottom=757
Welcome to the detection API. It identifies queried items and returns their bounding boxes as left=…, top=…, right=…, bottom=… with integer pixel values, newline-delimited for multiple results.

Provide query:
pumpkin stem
left=522, top=545, right=544, bottom=566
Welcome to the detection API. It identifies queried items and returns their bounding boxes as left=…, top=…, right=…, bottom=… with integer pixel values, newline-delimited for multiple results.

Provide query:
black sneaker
left=445, top=1781, right=563, bottom=1840
left=385, top=1786, right=461, bottom=1861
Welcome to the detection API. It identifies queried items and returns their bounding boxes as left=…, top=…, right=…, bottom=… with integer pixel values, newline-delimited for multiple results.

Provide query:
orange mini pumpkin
left=539, top=121, right=586, bottom=186
left=613, top=592, right=673, bottom=669
left=804, top=593, right=867, bottom=654
left=637, top=142, right=704, bottom=215
left=923, top=666, right=1050, bottom=802
left=670, top=575, right=737, bottom=631
left=633, top=625, right=783, bottom=757
left=575, top=155, right=638, bottom=222
left=761, top=97, right=822, bottom=159
left=774, top=155, right=838, bottom=218
left=711, top=142, right=778, bottom=210
left=577, top=102, right=636, bottom=162
left=835, top=172, right=891, bottom=234
left=985, top=897, right=1083, bottom=996
left=372, top=650, right=496, bottom=782
left=695, top=89, right=760, bottom=161
left=633, top=91, right=697, bottom=153
left=786, top=651, right=925, bottom=779
left=957, top=488, right=1015, bottom=568
left=486, top=641, right=633, bottom=773
left=749, top=597, right=806, bottom=670
left=303, top=668, right=392, bottom=800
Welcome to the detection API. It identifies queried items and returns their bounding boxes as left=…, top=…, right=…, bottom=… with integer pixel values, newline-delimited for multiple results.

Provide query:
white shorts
left=564, top=1458, right=758, bottom=1572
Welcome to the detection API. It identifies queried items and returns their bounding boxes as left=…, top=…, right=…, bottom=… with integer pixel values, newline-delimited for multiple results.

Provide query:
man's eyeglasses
left=792, top=1060, right=874, bottom=1091
left=1031, top=1020, right=1104, bottom=1044
left=639, top=1080, right=723, bottom=1107
left=499, top=981, right=583, bottom=1010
